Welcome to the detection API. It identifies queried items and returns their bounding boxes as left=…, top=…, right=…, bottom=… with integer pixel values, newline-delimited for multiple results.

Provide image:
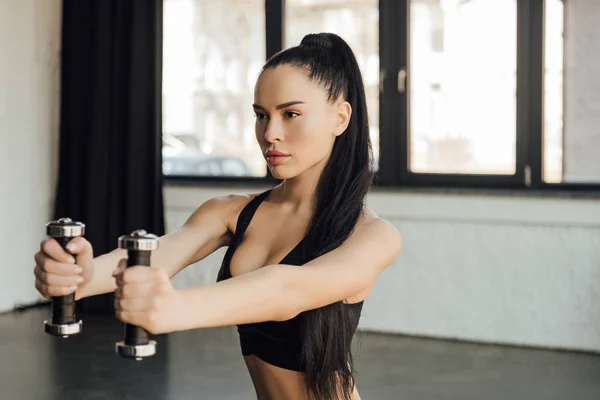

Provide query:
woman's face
left=253, top=64, right=351, bottom=180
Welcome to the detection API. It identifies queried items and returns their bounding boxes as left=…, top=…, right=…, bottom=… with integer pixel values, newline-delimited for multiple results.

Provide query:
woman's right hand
left=33, top=237, right=94, bottom=299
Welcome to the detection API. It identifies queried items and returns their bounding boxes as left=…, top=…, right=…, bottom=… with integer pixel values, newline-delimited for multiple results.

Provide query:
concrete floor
left=1, top=306, right=599, bottom=400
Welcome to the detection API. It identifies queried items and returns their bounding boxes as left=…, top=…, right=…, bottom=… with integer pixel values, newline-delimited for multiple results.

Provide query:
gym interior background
left=1, top=0, right=599, bottom=399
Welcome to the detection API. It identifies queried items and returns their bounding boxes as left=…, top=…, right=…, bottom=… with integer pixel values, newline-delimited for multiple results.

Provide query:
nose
left=263, top=119, right=284, bottom=143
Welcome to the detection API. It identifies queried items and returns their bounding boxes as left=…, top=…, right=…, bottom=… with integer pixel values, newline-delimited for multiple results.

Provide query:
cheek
left=255, top=120, right=265, bottom=142
left=291, top=118, right=317, bottom=143
left=291, top=118, right=335, bottom=155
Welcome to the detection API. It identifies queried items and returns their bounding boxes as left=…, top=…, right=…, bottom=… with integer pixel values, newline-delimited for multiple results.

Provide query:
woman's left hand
left=113, top=259, right=180, bottom=335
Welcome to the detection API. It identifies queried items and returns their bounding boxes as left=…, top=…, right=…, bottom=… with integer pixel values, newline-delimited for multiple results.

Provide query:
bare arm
left=73, top=194, right=250, bottom=300
left=167, top=217, right=401, bottom=331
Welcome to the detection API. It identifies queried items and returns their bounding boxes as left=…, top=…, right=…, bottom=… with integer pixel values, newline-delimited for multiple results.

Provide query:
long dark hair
left=263, top=33, right=373, bottom=400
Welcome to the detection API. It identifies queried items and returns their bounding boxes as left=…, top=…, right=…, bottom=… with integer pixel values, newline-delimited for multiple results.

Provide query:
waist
left=238, top=325, right=304, bottom=372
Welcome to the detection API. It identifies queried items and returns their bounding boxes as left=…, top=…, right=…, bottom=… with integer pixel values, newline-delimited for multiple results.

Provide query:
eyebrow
left=252, top=101, right=306, bottom=111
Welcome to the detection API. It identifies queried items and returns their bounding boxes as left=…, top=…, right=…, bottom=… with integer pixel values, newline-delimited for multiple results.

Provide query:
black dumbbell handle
left=124, top=250, right=151, bottom=346
left=52, top=237, right=77, bottom=325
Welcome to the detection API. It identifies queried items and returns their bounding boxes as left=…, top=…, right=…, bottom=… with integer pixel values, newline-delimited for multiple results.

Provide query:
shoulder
left=358, top=206, right=399, bottom=237
left=198, top=192, right=258, bottom=211
left=193, top=190, right=267, bottom=213
left=350, top=206, right=402, bottom=262
left=186, top=190, right=270, bottom=232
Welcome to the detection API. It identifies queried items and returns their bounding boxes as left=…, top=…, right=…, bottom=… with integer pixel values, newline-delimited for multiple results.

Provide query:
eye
left=254, top=112, right=268, bottom=120
left=284, top=111, right=300, bottom=119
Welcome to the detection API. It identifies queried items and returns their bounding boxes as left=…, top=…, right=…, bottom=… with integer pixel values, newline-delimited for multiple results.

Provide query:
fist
left=113, top=260, right=179, bottom=335
left=34, top=237, right=94, bottom=299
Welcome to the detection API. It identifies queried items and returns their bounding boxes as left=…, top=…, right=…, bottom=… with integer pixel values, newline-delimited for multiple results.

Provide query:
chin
left=268, top=165, right=298, bottom=180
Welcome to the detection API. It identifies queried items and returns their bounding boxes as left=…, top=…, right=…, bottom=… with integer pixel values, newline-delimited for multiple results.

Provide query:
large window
left=409, top=0, right=517, bottom=175
left=543, top=0, right=563, bottom=183
left=162, top=0, right=266, bottom=178
left=162, top=0, right=600, bottom=191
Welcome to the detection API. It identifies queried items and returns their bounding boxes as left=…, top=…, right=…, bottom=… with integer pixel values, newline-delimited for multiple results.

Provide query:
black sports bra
left=216, top=189, right=364, bottom=372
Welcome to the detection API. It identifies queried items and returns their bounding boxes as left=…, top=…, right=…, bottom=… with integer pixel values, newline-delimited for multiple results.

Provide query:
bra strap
left=233, top=189, right=272, bottom=239
left=217, top=189, right=273, bottom=282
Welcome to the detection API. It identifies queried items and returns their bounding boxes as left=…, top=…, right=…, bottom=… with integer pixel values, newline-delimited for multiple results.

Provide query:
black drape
left=55, top=0, right=165, bottom=313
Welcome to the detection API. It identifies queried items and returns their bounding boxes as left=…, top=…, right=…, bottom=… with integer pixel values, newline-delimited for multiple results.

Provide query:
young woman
left=34, top=33, right=401, bottom=400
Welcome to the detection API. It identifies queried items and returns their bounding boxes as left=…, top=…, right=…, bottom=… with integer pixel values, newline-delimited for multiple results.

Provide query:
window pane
left=285, top=0, right=380, bottom=171
left=544, top=0, right=600, bottom=184
left=162, top=0, right=266, bottom=177
left=409, top=0, right=517, bottom=174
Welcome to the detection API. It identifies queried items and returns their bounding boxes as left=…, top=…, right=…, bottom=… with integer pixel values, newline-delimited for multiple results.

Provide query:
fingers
left=114, top=266, right=168, bottom=285
left=63, top=237, right=94, bottom=282
left=34, top=237, right=88, bottom=299
left=112, top=266, right=173, bottom=334
left=61, top=236, right=93, bottom=258
left=35, top=279, right=77, bottom=298
left=33, top=247, right=84, bottom=298
left=112, top=258, right=127, bottom=279
left=113, top=285, right=162, bottom=334
left=114, top=293, right=159, bottom=312
left=40, top=238, right=76, bottom=264
left=35, top=251, right=81, bottom=275
left=36, top=238, right=93, bottom=299
left=34, top=265, right=84, bottom=287
left=114, top=281, right=156, bottom=299
left=34, top=280, right=51, bottom=300
left=40, top=237, right=93, bottom=265
left=114, top=295, right=166, bottom=335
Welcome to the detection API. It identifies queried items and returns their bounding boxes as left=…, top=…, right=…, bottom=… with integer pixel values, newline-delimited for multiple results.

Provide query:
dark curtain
left=55, top=0, right=165, bottom=313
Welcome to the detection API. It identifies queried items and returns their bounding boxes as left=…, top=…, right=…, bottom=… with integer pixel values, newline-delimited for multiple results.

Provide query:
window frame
left=163, top=0, right=600, bottom=193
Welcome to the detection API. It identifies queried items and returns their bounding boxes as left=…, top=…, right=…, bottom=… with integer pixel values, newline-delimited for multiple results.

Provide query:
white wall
left=165, top=186, right=600, bottom=353
left=0, top=0, right=62, bottom=313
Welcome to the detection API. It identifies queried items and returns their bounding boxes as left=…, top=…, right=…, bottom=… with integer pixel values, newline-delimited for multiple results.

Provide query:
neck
left=271, top=162, right=324, bottom=212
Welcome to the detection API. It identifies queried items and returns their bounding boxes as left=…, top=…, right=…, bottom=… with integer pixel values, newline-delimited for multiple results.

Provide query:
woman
left=34, top=33, right=401, bottom=400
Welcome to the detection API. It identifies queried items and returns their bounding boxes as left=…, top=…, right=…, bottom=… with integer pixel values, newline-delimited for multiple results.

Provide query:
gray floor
left=1, top=306, right=599, bottom=400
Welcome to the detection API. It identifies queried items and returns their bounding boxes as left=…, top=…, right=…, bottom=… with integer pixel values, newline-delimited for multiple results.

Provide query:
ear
left=333, top=101, right=352, bottom=137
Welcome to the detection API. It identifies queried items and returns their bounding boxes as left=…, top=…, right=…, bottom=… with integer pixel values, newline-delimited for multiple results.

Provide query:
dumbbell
left=44, top=217, right=85, bottom=337
left=115, top=229, right=159, bottom=360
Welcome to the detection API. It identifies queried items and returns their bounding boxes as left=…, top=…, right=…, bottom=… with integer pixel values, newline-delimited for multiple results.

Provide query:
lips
left=265, top=149, right=290, bottom=165
left=266, top=149, right=290, bottom=157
